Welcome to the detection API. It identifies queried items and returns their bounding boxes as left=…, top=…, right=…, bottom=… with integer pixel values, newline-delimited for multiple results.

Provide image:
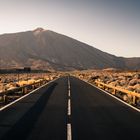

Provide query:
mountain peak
left=33, top=27, right=45, bottom=35
left=34, top=27, right=45, bottom=31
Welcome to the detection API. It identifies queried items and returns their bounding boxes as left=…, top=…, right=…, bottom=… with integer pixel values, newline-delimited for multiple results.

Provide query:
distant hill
left=0, top=28, right=139, bottom=71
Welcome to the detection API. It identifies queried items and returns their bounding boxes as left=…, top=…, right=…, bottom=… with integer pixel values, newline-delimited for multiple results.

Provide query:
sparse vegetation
left=1, top=70, right=140, bottom=109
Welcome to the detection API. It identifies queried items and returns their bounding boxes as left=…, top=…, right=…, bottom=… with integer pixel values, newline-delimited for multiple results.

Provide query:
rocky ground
left=0, top=72, right=60, bottom=93
left=2, top=70, right=139, bottom=94
left=72, top=70, right=140, bottom=94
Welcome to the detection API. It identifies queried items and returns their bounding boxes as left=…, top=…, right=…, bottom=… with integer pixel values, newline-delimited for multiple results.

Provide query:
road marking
left=67, top=76, right=72, bottom=140
left=0, top=78, right=60, bottom=111
left=68, top=76, right=71, bottom=90
left=68, top=82, right=70, bottom=90
left=68, top=85, right=70, bottom=90
left=82, top=79, right=140, bottom=113
left=68, top=90, right=71, bottom=97
left=68, top=99, right=71, bottom=115
left=67, top=123, right=72, bottom=140
left=68, top=77, right=71, bottom=97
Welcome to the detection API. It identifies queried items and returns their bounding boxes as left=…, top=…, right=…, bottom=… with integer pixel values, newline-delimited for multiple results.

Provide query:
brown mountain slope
left=0, top=28, right=139, bottom=71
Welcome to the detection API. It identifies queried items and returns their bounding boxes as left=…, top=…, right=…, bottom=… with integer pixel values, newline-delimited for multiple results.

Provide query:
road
left=0, top=76, right=140, bottom=140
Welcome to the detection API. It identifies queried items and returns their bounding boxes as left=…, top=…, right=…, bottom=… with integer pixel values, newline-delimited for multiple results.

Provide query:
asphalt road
left=0, top=77, right=68, bottom=140
left=0, top=76, right=140, bottom=140
left=70, top=77, right=140, bottom=140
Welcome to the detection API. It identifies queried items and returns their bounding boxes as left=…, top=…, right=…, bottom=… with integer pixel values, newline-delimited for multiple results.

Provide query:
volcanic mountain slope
left=0, top=28, right=139, bottom=71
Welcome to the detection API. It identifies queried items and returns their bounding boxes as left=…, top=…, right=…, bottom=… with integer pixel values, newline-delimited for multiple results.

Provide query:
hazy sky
left=0, top=0, right=140, bottom=57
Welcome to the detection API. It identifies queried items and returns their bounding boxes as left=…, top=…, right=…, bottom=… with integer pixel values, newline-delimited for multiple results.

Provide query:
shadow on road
left=1, top=82, right=57, bottom=140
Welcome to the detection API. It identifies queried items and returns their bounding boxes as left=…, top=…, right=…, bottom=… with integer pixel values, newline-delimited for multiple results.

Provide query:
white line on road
left=83, top=79, right=140, bottom=113
left=67, top=123, right=72, bottom=140
left=68, top=77, right=70, bottom=90
left=67, top=76, right=72, bottom=140
left=68, top=90, right=71, bottom=97
left=0, top=78, right=60, bottom=111
left=94, top=84, right=140, bottom=113
left=68, top=99, right=71, bottom=115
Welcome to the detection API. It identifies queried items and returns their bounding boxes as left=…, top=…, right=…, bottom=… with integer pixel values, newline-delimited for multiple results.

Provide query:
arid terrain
left=73, top=70, right=140, bottom=93
left=0, top=72, right=60, bottom=92
left=1, top=70, right=140, bottom=108
left=1, top=70, right=140, bottom=94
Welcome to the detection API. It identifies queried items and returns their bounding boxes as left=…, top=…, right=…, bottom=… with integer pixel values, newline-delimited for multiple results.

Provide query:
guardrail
left=0, top=80, right=48, bottom=106
left=94, top=80, right=140, bottom=106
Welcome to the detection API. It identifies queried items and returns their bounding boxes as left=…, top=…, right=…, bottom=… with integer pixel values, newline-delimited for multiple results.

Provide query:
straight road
left=0, top=76, right=140, bottom=140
